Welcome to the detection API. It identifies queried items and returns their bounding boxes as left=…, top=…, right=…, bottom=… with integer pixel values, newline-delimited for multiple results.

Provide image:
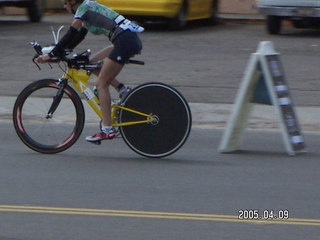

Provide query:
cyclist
left=36, top=0, right=143, bottom=143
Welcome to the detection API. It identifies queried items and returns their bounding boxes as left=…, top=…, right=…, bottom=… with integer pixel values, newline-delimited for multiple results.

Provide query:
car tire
left=27, top=0, right=43, bottom=22
left=207, top=0, right=219, bottom=25
left=267, top=15, right=281, bottom=34
left=292, top=19, right=306, bottom=28
left=169, top=1, right=187, bottom=30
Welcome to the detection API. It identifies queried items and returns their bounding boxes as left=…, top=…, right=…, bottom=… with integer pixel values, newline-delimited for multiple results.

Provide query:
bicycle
left=12, top=33, right=192, bottom=158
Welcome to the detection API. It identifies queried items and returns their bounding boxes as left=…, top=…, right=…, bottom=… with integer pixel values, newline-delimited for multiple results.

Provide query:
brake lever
left=32, top=54, right=41, bottom=70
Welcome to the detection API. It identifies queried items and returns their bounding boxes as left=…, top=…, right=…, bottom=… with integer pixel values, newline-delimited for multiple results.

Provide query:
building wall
left=220, top=0, right=258, bottom=14
left=45, top=0, right=64, bottom=9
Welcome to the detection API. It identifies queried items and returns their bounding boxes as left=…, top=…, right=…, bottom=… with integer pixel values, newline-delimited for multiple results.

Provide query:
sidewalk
left=1, top=96, right=320, bottom=133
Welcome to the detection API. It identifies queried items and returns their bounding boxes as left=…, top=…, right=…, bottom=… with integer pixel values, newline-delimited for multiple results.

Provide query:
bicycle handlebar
left=30, top=41, right=144, bottom=71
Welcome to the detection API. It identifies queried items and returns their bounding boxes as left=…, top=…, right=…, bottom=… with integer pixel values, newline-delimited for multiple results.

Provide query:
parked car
left=97, top=0, right=219, bottom=29
left=257, top=0, right=320, bottom=34
left=0, top=0, right=43, bottom=22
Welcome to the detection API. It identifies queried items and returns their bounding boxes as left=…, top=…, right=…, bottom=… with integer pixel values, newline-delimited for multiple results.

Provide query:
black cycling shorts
left=109, top=30, right=143, bottom=65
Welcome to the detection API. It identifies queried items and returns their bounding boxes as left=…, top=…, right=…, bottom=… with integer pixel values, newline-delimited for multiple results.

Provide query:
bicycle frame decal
left=63, top=68, right=102, bottom=119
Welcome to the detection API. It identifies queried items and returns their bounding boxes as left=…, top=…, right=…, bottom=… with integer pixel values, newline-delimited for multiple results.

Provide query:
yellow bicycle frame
left=62, top=67, right=156, bottom=127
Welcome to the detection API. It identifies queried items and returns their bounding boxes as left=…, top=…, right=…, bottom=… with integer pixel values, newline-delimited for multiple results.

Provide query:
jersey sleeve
left=74, top=2, right=89, bottom=20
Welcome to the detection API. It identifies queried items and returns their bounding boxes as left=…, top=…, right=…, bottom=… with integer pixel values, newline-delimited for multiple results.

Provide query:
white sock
left=102, top=126, right=113, bottom=133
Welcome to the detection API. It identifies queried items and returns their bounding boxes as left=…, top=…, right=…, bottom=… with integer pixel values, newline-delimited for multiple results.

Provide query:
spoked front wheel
left=119, top=82, right=192, bottom=158
left=13, top=79, right=85, bottom=154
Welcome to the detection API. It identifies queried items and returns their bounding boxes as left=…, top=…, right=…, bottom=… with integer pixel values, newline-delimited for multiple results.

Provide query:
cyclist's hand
left=36, top=54, right=51, bottom=63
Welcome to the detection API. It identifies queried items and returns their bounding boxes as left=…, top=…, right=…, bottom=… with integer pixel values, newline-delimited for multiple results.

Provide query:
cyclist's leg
left=89, top=45, right=113, bottom=63
left=90, top=46, right=126, bottom=92
left=87, top=31, right=142, bottom=142
left=96, top=58, right=124, bottom=127
left=86, top=58, right=123, bottom=142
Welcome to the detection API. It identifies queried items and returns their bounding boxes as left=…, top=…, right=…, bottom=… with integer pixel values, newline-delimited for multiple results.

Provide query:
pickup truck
left=0, top=0, right=43, bottom=22
left=257, top=0, right=320, bottom=34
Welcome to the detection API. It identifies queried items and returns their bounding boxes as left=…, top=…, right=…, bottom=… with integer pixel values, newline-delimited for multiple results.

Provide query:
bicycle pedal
left=92, top=141, right=101, bottom=145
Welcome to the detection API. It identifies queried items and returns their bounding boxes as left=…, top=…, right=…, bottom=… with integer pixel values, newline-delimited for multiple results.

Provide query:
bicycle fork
left=46, top=78, right=68, bottom=119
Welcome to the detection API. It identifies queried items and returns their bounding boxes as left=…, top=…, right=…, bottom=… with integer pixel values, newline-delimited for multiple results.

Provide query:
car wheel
left=207, top=0, right=219, bottom=25
left=169, top=2, right=187, bottom=30
left=292, top=19, right=305, bottom=28
left=27, top=0, right=43, bottom=22
left=267, top=15, right=281, bottom=34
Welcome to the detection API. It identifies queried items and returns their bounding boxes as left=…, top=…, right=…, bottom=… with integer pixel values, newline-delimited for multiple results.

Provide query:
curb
left=219, top=13, right=265, bottom=24
left=1, top=97, right=320, bottom=133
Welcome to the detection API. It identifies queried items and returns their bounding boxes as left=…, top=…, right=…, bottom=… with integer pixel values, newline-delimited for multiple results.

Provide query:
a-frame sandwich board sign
left=219, top=41, right=306, bottom=156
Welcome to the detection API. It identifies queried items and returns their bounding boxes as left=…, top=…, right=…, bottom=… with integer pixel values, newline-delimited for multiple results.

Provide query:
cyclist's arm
left=49, top=19, right=83, bottom=57
left=37, top=19, right=84, bottom=63
left=66, top=27, right=88, bottom=50
left=71, top=18, right=83, bottom=30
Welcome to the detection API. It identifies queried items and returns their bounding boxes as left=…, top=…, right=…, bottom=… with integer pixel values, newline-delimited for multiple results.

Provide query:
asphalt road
left=1, top=121, right=320, bottom=239
left=1, top=13, right=320, bottom=239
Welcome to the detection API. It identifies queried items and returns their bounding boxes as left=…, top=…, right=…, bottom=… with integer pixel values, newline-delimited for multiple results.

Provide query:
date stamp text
left=238, top=209, right=289, bottom=220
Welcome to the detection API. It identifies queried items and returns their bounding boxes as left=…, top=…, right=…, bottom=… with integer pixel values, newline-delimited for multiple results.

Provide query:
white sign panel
left=219, top=41, right=306, bottom=156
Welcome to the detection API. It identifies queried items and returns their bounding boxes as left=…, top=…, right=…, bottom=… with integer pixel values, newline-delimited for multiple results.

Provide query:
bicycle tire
left=119, top=82, right=192, bottom=158
left=13, top=79, right=85, bottom=154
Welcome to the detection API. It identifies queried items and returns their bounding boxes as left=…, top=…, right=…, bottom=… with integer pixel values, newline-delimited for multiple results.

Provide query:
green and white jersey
left=75, top=0, right=119, bottom=36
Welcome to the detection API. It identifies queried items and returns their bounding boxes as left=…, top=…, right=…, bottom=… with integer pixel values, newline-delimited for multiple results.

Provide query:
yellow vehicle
left=97, top=0, right=219, bottom=29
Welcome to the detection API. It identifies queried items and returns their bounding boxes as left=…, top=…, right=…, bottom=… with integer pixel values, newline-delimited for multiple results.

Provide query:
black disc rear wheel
left=119, top=82, right=192, bottom=158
